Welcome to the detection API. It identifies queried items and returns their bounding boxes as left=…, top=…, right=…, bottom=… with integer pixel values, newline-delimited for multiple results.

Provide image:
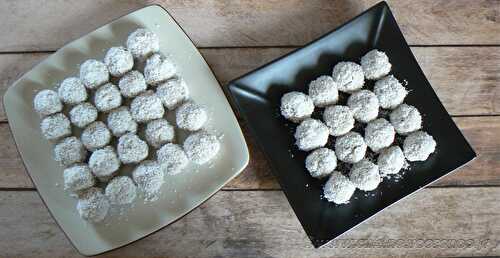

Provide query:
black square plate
left=226, top=1, right=476, bottom=248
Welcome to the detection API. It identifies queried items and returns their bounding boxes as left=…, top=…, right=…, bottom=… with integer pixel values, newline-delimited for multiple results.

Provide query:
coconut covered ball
left=107, top=107, right=137, bottom=137
left=104, top=46, right=134, bottom=77
left=126, top=28, right=160, bottom=60
left=88, top=146, right=121, bottom=179
left=323, top=105, right=355, bottom=136
left=132, top=160, right=164, bottom=201
left=105, top=176, right=137, bottom=205
left=294, top=118, right=329, bottom=151
left=33, top=89, right=63, bottom=116
left=305, top=148, right=337, bottom=179
left=349, top=159, right=381, bottom=191
left=183, top=131, right=220, bottom=165
left=374, top=75, right=407, bottom=109
left=280, top=91, right=314, bottom=123
left=360, top=49, right=391, bottom=80
left=145, top=119, right=175, bottom=148
left=58, top=77, right=88, bottom=105
left=323, top=171, right=356, bottom=204
left=69, top=102, right=98, bottom=128
left=377, top=146, right=405, bottom=176
left=347, top=89, right=379, bottom=123
left=389, top=104, right=422, bottom=135
left=94, top=83, right=122, bottom=112
left=335, top=132, right=367, bottom=163
left=63, top=164, right=95, bottom=192
left=403, top=131, right=436, bottom=161
left=54, top=136, right=87, bottom=166
left=156, top=78, right=189, bottom=110
left=308, top=75, right=339, bottom=107
left=40, top=113, right=71, bottom=140
left=76, top=187, right=110, bottom=223
left=117, top=133, right=149, bottom=164
left=157, top=143, right=189, bottom=175
left=81, top=121, right=111, bottom=151
left=130, top=91, right=165, bottom=123
left=79, top=59, right=109, bottom=89
left=332, top=61, right=365, bottom=93
left=175, top=101, right=208, bottom=131
left=364, top=118, right=395, bottom=152
left=118, top=70, right=147, bottom=98
left=144, top=53, right=176, bottom=85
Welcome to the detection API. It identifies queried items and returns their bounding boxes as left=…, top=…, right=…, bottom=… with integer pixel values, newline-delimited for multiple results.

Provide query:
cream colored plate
left=3, top=5, right=249, bottom=256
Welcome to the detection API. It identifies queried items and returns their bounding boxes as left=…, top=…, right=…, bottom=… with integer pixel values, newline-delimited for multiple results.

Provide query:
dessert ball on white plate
left=374, top=75, right=407, bottom=109
left=403, top=131, right=436, bottom=161
left=389, top=104, right=422, bottom=135
left=76, top=187, right=110, bottom=223
left=183, top=131, right=220, bottom=165
left=79, top=59, right=109, bottom=89
left=117, top=133, right=149, bottom=164
left=349, top=159, right=381, bottom=191
left=144, top=53, right=176, bottom=85
left=331, top=61, right=365, bottom=93
left=63, top=164, right=95, bottom=192
left=335, top=131, right=367, bottom=163
left=156, top=77, right=189, bottom=110
left=58, top=77, right=87, bottom=105
left=81, top=121, right=111, bottom=151
left=145, top=119, right=175, bottom=148
left=130, top=90, right=165, bottom=123
left=175, top=101, right=207, bottom=131
left=308, top=75, right=338, bottom=107
left=360, top=49, right=391, bottom=80
left=323, top=171, right=356, bottom=204
left=322, top=105, right=355, bottom=136
left=104, top=46, right=134, bottom=77
left=88, top=146, right=120, bottom=178
left=157, top=143, right=189, bottom=175
left=305, top=148, right=337, bottom=179
left=94, top=83, right=122, bottom=112
left=107, top=106, right=137, bottom=137
left=280, top=91, right=314, bottom=123
left=364, top=118, right=395, bottom=152
left=347, top=89, right=379, bottom=123
left=54, top=136, right=87, bottom=166
left=69, top=102, right=98, bottom=128
left=294, top=118, right=329, bottom=151
left=118, top=70, right=147, bottom=98
left=105, top=176, right=137, bottom=205
left=132, top=160, right=164, bottom=201
left=377, top=146, right=405, bottom=176
left=126, top=28, right=160, bottom=60
left=40, top=113, right=71, bottom=140
left=33, top=89, right=63, bottom=116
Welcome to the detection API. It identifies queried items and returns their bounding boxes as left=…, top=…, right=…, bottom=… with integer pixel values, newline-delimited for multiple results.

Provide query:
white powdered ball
left=54, top=136, right=87, bottom=166
left=81, top=121, right=111, bottom=151
left=294, top=118, right=329, bottom=151
left=323, top=171, right=356, bottom=204
left=145, top=119, right=175, bottom=148
left=175, top=101, right=208, bottom=131
left=377, top=146, right=405, bottom=176
left=130, top=91, right=165, bottom=123
left=360, top=49, right=391, bottom=80
left=157, top=143, right=189, bottom=175
left=280, top=91, right=314, bottom=123
left=305, top=148, right=337, bottom=179
left=105, top=176, right=137, bottom=205
left=104, top=46, right=134, bottom=77
left=107, top=106, right=137, bottom=137
left=63, top=164, right=95, bottom=192
left=183, top=131, right=220, bottom=165
left=332, top=61, right=365, bottom=93
left=79, top=59, right=109, bottom=89
left=335, top=132, right=367, bottom=163
left=58, top=77, right=88, bottom=104
left=374, top=75, right=407, bottom=109
left=349, top=159, right=381, bottom=191
left=40, top=113, right=71, bottom=140
left=117, top=133, right=149, bottom=164
left=308, top=75, right=338, bottom=107
left=76, top=187, right=110, bottom=222
left=88, top=146, right=120, bottom=178
left=347, top=89, right=379, bottom=123
left=33, top=89, right=63, bottom=116
left=69, top=102, right=98, bottom=128
left=144, top=53, right=176, bottom=85
left=364, top=118, right=395, bottom=152
left=156, top=78, right=189, bottom=110
left=118, top=70, right=147, bottom=98
left=403, top=131, right=436, bottom=161
left=94, top=83, right=122, bottom=112
left=132, top=160, right=164, bottom=201
left=389, top=104, right=422, bottom=135
left=323, top=105, right=355, bottom=136
left=126, top=28, right=160, bottom=60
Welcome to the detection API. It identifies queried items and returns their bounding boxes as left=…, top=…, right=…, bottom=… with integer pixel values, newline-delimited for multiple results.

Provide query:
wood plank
left=1, top=0, right=500, bottom=51
left=0, top=188, right=498, bottom=257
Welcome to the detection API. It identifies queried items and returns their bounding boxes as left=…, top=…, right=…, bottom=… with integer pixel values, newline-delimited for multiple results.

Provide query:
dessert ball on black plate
left=294, top=118, right=329, bottom=151
left=280, top=91, right=314, bottom=123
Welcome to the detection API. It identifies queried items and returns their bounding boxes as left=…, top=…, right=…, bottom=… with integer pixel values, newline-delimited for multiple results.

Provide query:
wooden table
left=1, top=1, right=499, bottom=257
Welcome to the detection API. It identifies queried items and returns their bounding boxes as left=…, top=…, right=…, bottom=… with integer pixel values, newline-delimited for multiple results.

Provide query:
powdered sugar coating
left=374, top=75, right=407, bottom=109
left=323, top=105, right=355, bottom=136
left=79, top=59, right=109, bottom=89
left=33, top=89, right=63, bottom=116
left=58, top=77, right=88, bottom=104
left=126, top=28, right=160, bottom=60
left=144, top=53, right=176, bottom=85
left=347, top=89, right=379, bottom=123
left=81, top=121, right=111, bottom=151
left=349, top=159, right=381, bottom=191
left=76, top=187, right=110, bottom=222
left=156, top=78, right=189, bottom=110
left=332, top=62, right=365, bottom=93
left=132, top=160, right=164, bottom=202
left=308, top=75, right=339, bottom=107
left=377, top=146, right=405, bottom=175
left=294, top=118, right=329, bottom=151
left=40, top=113, right=71, bottom=140
left=361, top=49, right=391, bottom=80
left=130, top=91, right=165, bottom=123
left=364, top=118, right=395, bottom=152
left=176, top=101, right=207, bottom=131
left=117, top=133, right=149, bottom=164
left=389, top=104, right=422, bottom=135
left=335, top=132, right=367, bottom=163
left=88, top=146, right=120, bottom=178
left=94, top=83, right=122, bottom=112
left=118, top=70, right=147, bottom=98
left=54, top=136, right=87, bottom=166
left=105, top=176, right=137, bottom=205
left=104, top=46, right=134, bottom=77
left=280, top=91, right=314, bottom=123
left=63, top=164, right=95, bottom=192
left=183, top=131, right=220, bottom=165
left=157, top=143, right=189, bottom=175
left=403, top=131, right=436, bottom=161
left=69, top=102, right=98, bottom=128
left=323, top=171, right=356, bottom=204
left=145, top=119, right=175, bottom=147
left=107, top=107, right=137, bottom=137
left=305, top=148, right=337, bottom=179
